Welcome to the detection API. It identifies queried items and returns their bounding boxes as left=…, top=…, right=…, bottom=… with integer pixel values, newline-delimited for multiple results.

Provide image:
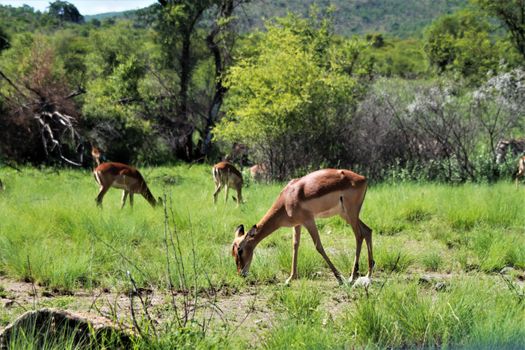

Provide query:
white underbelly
left=315, top=205, right=342, bottom=218
left=112, top=175, right=138, bottom=190
left=302, top=191, right=344, bottom=218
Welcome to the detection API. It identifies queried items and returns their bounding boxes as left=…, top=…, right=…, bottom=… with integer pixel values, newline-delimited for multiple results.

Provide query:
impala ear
left=248, top=225, right=257, bottom=237
left=235, top=224, right=245, bottom=237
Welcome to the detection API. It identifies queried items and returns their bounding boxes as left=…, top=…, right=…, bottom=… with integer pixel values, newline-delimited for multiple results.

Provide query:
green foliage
left=367, top=37, right=429, bottom=78
left=219, top=13, right=361, bottom=143
left=473, top=0, right=525, bottom=60
left=239, top=0, right=468, bottom=38
left=423, top=9, right=508, bottom=81
left=0, top=5, right=48, bottom=33
left=80, top=22, right=161, bottom=163
left=216, top=11, right=370, bottom=177
left=48, top=1, right=84, bottom=24
left=0, top=167, right=524, bottom=348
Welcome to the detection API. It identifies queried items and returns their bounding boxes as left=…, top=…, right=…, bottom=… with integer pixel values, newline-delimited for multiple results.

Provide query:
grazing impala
left=213, top=161, right=243, bottom=205
left=516, top=156, right=525, bottom=188
left=232, top=168, right=374, bottom=285
left=250, top=164, right=268, bottom=182
left=93, top=160, right=160, bottom=208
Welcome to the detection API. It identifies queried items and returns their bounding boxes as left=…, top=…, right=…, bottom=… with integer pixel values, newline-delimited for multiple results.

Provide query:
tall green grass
left=1, top=167, right=524, bottom=288
left=0, top=166, right=524, bottom=348
left=341, top=277, right=525, bottom=349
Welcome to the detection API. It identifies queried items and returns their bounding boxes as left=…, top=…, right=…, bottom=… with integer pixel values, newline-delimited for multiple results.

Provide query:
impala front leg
left=96, top=186, right=109, bottom=207
left=304, top=220, right=344, bottom=285
left=285, top=225, right=301, bottom=285
left=121, top=190, right=128, bottom=209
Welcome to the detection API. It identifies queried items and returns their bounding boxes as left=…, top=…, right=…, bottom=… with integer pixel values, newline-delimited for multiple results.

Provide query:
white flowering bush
left=352, top=70, right=525, bottom=182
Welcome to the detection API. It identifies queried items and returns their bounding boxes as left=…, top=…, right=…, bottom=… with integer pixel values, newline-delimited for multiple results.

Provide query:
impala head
left=144, top=191, right=163, bottom=208
left=232, top=224, right=256, bottom=277
left=91, top=146, right=103, bottom=166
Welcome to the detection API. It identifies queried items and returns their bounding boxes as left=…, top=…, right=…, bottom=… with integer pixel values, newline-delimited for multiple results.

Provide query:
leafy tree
left=365, top=37, right=428, bottom=79
left=423, top=9, right=502, bottom=80
left=0, top=35, right=82, bottom=165
left=215, top=12, right=370, bottom=179
left=154, top=0, right=249, bottom=160
left=81, top=22, right=154, bottom=163
left=48, top=1, right=84, bottom=24
left=156, top=0, right=214, bottom=160
left=473, top=0, right=525, bottom=61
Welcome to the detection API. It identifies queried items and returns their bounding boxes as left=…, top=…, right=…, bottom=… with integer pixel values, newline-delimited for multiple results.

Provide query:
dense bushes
left=350, top=70, right=525, bottom=182
left=0, top=2, right=524, bottom=181
left=215, top=13, right=372, bottom=180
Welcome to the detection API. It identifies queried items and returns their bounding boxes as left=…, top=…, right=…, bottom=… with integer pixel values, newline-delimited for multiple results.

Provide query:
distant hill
left=236, top=0, right=469, bottom=38
left=84, top=12, right=127, bottom=21
left=2, top=0, right=469, bottom=38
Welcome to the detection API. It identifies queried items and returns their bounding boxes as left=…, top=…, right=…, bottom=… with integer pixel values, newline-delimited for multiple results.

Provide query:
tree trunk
left=201, top=0, right=235, bottom=158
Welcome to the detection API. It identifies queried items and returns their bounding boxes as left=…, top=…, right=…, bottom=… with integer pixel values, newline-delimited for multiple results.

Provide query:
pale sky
left=0, top=0, right=156, bottom=15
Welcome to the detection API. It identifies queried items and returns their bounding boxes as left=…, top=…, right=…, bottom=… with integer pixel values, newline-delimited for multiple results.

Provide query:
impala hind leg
left=236, top=187, right=243, bottom=206
left=285, top=225, right=302, bottom=285
left=343, top=216, right=374, bottom=282
left=360, top=219, right=374, bottom=278
left=304, top=220, right=344, bottom=284
left=341, top=196, right=374, bottom=282
left=129, top=193, right=134, bottom=207
left=224, top=184, right=229, bottom=203
left=348, top=221, right=364, bottom=282
left=516, top=170, right=524, bottom=189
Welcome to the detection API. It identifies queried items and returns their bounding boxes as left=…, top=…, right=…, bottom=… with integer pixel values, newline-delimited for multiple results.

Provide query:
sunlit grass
left=0, top=166, right=524, bottom=348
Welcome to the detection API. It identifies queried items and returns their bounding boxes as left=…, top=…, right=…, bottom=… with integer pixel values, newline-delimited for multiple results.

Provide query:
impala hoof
left=285, top=275, right=296, bottom=285
left=351, top=276, right=372, bottom=290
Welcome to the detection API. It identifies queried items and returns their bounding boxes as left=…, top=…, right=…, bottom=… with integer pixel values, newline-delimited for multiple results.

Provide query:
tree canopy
left=0, top=0, right=524, bottom=182
left=48, top=1, right=84, bottom=24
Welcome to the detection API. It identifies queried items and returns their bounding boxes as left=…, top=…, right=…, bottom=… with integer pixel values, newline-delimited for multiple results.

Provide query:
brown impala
left=212, top=161, right=243, bottom=205
left=232, top=168, right=374, bottom=285
left=250, top=163, right=268, bottom=182
left=92, top=148, right=161, bottom=208
left=516, top=155, right=525, bottom=188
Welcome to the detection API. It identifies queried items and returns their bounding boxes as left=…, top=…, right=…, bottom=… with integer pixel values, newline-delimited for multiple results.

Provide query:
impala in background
left=212, top=161, right=243, bottom=205
left=92, top=147, right=161, bottom=208
left=249, top=163, right=268, bottom=182
left=232, top=168, right=374, bottom=285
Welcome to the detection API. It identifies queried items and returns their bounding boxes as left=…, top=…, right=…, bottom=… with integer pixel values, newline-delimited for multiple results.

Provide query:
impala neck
left=249, top=207, right=287, bottom=247
left=142, top=185, right=157, bottom=207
